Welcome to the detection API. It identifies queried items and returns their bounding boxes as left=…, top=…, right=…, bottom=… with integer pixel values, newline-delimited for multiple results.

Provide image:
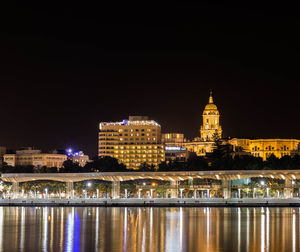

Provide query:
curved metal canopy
left=1, top=170, right=299, bottom=183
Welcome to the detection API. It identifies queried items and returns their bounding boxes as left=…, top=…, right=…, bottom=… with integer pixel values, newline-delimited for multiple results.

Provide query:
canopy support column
left=66, top=182, right=74, bottom=199
left=112, top=181, right=120, bottom=199
left=222, top=180, right=231, bottom=199
left=170, top=180, right=178, bottom=198
left=12, top=182, right=19, bottom=199
left=284, top=179, right=293, bottom=199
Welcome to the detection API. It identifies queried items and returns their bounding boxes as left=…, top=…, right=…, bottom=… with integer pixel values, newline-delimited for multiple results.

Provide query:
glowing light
left=260, top=181, right=265, bottom=186
left=87, top=182, right=92, bottom=187
left=165, top=146, right=186, bottom=151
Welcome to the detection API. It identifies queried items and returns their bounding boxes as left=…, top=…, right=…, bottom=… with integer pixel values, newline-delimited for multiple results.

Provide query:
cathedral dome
left=200, top=91, right=222, bottom=141
left=204, top=103, right=218, bottom=111
left=203, top=91, right=218, bottom=112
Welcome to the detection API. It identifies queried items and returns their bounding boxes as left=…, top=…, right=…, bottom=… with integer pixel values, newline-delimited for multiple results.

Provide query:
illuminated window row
left=114, top=150, right=162, bottom=154
left=119, top=159, right=162, bottom=162
left=115, top=145, right=162, bottom=149
left=115, top=155, right=161, bottom=158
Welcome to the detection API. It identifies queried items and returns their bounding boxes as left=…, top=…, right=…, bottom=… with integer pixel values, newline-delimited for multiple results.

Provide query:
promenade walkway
left=1, top=170, right=300, bottom=200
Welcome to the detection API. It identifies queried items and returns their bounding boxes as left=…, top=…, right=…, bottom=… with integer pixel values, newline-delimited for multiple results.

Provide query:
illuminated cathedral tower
left=200, top=91, right=222, bottom=141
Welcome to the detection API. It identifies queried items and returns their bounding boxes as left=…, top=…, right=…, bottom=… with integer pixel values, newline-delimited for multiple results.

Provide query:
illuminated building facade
left=181, top=92, right=300, bottom=160
left=66, top=150, right=90, bottom=167
left=99, top=116, right=165, bottom=169
left=3, top=148, right=67, bottom=168
left=161, top=133, right=185, bottom=147
left=164, top=146, right=189, bottom=162
left=200, top=91, right=222, bottom=141
left=229, top=138, right=300, bottom=160
left=0, top=146, right=6, bottom=165
left=183, top=92, right=222, bottom=156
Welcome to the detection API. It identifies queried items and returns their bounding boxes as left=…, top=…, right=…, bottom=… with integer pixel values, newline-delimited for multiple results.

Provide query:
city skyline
left=1, top=88, right=300, bottom=157
left=1, top=3, right=300, bottom=157
left=2, top=3, right=300, bottom=252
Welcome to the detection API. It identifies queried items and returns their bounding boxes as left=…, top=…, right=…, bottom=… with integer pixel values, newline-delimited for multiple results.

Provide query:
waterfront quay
left=1, top=170, right=300, bottom=206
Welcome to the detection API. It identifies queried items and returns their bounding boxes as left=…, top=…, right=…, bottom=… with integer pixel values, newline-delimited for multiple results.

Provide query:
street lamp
left=260, top=181, right=265, bottom=186
left=87, top=182, right=92, bottom=187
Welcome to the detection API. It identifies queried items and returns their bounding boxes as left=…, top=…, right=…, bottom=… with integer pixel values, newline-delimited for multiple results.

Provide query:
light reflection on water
left=0, top=207, right=299, bottom=252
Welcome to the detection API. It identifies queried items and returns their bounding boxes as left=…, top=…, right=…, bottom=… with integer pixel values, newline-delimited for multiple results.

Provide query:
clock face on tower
left=200, top=92, right=222, bottom=141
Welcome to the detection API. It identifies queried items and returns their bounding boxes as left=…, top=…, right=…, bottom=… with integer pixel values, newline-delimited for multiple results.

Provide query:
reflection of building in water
left=0, top=207, right=299, bottom=251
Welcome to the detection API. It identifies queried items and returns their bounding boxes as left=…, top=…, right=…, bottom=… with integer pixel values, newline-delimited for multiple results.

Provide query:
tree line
left=1, top=152, right=300, bottom=174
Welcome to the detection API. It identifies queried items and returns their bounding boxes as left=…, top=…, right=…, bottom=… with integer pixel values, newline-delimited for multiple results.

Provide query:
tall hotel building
left=98, top=116, right=165, bottom=169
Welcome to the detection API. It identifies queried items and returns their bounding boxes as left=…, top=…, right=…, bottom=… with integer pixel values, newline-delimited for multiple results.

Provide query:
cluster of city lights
left=66, top=148, right=83, bottom=157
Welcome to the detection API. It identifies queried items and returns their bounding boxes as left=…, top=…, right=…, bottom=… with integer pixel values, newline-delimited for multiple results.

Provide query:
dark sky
left=1, top=3, right=300, bottom=157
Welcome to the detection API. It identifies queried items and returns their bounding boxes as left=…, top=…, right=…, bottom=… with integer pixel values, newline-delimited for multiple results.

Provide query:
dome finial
left=209, top=90, right=213, bottom=104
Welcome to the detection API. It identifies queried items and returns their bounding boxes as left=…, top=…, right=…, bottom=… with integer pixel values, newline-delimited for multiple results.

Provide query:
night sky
left=1, top=3, right=300, bottom=157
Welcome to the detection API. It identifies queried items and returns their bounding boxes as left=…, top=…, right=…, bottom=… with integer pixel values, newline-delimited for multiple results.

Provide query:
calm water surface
left=0, top=206, right=299, bottom=251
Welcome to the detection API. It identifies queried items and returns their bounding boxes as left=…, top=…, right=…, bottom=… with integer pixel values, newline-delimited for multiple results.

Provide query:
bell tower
left=200, top=91, right=222, bottom=141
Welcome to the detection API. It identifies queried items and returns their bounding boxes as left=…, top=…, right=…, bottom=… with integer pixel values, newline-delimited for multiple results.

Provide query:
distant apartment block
left=3, top=147, right=67, bottom=168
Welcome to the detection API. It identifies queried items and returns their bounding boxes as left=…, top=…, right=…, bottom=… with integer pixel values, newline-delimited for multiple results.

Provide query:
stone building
left=181, top=91, right=300, bottom=160
left=228, top=138, right=300, bottom=160
left=3, top=148, right=67, bottom=168
left=183, top=92, right=222, bottom=156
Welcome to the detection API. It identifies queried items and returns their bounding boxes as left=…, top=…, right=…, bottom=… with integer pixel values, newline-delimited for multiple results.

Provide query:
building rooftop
left=100, top=116, right=160, bottom=128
